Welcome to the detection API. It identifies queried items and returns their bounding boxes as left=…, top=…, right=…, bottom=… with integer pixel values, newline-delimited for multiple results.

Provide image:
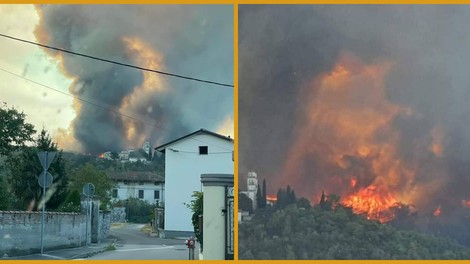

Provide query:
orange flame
left=461, top=200, right=470, bottom=207
left=266, top=195, right=278, bottom=202
left=350, top=178, right=357, bottom=188
left=342, top=185, right=400, bottom=223
left=279, top=53, right=447, bottom=222
left=434, top=206, right=441, bottom=216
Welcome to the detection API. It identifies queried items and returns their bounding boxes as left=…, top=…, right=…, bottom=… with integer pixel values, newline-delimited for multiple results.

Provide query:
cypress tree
left=262, top=179, right=267, bottom=208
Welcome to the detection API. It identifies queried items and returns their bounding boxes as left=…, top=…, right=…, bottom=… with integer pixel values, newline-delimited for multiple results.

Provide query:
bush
left=114, top=198, right=155, bottom=223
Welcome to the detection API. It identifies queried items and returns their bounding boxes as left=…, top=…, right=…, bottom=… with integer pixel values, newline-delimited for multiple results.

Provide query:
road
left=88, top=223, right=198, bottom=260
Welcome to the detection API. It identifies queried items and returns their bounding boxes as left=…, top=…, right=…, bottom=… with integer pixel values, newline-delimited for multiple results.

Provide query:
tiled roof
left=108, top=171, right=164, bottom=182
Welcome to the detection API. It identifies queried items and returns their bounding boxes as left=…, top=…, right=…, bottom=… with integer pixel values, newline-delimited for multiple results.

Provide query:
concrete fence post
left=200, top=174, right=233, bottom=260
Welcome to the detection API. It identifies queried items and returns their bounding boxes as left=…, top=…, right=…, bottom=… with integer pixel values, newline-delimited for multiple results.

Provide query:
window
left=154, top=190, right=160, bottom=199
left=138, top=190, right=144, bottom=199
left=112, top=189, right=118, bottom=198
left=199, top=146, right=208, bottom=155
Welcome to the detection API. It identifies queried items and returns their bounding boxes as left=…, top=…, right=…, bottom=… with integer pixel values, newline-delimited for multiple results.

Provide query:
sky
left=0, top=4, right=233, bottom=154
left=239, top=5, right=470, bottom=214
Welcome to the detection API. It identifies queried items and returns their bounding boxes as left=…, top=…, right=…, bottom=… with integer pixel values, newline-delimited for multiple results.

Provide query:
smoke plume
left=239, top=5, right=470, bottom=218
left=34, top=5, right=233, bottom=153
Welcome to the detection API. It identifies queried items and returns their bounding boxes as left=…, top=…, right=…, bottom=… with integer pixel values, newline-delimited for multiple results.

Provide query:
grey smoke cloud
left=239, top=5, right=470, bottom=212
left=34, top=4, right=233, bottom=153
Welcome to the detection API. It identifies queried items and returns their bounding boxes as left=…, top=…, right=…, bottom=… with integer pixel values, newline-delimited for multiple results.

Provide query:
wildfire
left=342, top=185, right=400, bottom=223
left=120, top=37, right=168, bottom=146
left=266, top=195, right=278, bottom=202
left=461, top=200, right=470, bottom=207
left=434, top=206, right=441, bottom=216
left=350, top=178, right=357, bottom=188
left=276, top=52, right=454, bottom=223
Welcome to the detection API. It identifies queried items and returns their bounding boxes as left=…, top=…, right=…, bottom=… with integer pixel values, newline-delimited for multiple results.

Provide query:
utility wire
left=0, top=66, right=233, bottom=151
left=0, top=33, right=234, bottom=88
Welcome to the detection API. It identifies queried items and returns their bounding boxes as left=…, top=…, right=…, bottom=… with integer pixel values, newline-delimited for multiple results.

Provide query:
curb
left=70, top=239, right=117, bottom=259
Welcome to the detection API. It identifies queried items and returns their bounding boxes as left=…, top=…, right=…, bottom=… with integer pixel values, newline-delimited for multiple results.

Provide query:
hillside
left=239, top=204, right=470, bottom=260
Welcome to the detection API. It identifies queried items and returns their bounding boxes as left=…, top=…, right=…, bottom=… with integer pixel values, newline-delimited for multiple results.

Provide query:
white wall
left=164, top=134, right=233, bottom=232
left=202, top=185, right=226, bottom=260
left=114, top=182, right=164, bottom=205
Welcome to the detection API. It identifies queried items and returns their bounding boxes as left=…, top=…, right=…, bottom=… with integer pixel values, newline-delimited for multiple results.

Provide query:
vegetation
left=68, top=163, right=115, bottom=209
left=239, top=187, right=470, bottom=260
left=6, top=129, right=68, bottom=210
left=0, top=102, right=35, bottom=156
left=185, top=191, right=203, bottom=246
left=239, top=193, right=253, bottom=213
left=0, top=104, right=162, bottom=213
left=113, top=197, right=155, bottom=223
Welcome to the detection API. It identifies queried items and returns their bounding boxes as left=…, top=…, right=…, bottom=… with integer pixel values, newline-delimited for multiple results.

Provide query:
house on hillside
left=155, top=128, right=234, bottom=237
left=109, top=171, right=164, bottom=206
left=128, top=151, right=149, bottom=163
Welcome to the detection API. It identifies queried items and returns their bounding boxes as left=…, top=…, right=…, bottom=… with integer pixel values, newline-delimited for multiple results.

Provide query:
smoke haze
left=239, top=5, right=470, bottom=215
left=34, top=5, right=233, bottom=153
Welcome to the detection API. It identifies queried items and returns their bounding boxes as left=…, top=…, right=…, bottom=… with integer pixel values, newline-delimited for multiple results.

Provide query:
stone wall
left=110, top=207, right=126, bottom=223
left=0, top=211, right=86, bottom=257
left=99, top=211, right=111, bottom=241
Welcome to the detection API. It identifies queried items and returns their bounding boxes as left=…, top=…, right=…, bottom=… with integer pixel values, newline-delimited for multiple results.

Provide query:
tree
left=68, top=163, right=115, bottom=209
left=0, top=173, right=11, bottom=210
left=296, top=197, right=311, bottom=209
left=262, top=179, right=267, bottom=208
left=239, top=192, right=254, bottom=213
left=59, top=189, right=81, bottom=212
left=320, top=190, right=328, bottom=210
left=113, top=197, right=155, bottom=223
left=256, top=184, right=263, bottom=209
left=0, top=103, right=36, bottom=156
left=7, top=129, right=68, bottom=211
left=185, top=191, right=203, bottom=247
left=110, top=151, right=119, bottom=160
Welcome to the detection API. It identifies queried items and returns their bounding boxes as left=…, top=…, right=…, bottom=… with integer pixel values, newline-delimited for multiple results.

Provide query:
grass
left=105, top=244, right=116, bottom=251
left=110, top=223, right=127, bottom=229
left=140, top=224, right=152, bottom=234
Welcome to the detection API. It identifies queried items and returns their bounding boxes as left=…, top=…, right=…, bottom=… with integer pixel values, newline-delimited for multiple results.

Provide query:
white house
left=109, top=171, right=165, bottom=206
left=155, top=128, right=234, bottom=237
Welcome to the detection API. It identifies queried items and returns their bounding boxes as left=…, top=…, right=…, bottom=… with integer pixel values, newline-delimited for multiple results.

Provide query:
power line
left=0, top=33, right=234, bottom=88
left=0, top=66, right=233, bottom=151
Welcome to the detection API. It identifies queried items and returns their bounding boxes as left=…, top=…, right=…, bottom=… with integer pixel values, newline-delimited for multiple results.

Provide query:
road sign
left=37, top=151, right=56, bottom=171
left=83, top=183, right=95, bottom=197
left=38, top=172, right=53, bottom=188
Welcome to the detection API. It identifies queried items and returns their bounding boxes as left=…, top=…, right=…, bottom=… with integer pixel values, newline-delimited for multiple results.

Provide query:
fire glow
left=342, top=185, right=401, bottom=223
left=279, top=53, right=449, bottom=223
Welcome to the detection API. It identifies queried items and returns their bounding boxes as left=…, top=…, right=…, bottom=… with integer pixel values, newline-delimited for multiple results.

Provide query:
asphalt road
left=88, top=223, right=198, bottom=260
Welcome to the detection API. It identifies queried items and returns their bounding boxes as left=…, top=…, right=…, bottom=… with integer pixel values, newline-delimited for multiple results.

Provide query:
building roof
left=154, top=128, right=233, bottom=153
left=108, top=171, right=164, bottom=182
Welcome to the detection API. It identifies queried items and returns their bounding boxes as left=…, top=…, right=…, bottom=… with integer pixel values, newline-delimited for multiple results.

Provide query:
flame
left=434, top=206, right=441, bottom=216
left=461, top=200, right=470, bottom=207
left=430, top=126, right=444, bottom=157
left=266, top=195, right=278, bottom=202
left=342, top=185, right=400, bottom=223
left=350, top=178, right=357, bottom=188
left=280, top=53, right=433, bottom=222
